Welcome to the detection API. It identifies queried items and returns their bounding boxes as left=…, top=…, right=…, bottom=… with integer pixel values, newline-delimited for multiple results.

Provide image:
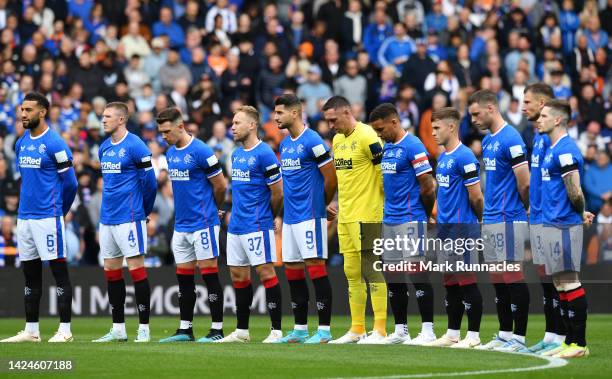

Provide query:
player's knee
left=256, top=263, right=277, bottom=282
left=304, top=258, right=325, bottom=267
left=229, top=267, right=250, bottom=283
left=126, top=255, right=145, bottom=271
left=284, top=261, right=305, bottom=270
left=104, top=257, right=123, bottom=271
left=197, top=258, right=217, bottom=270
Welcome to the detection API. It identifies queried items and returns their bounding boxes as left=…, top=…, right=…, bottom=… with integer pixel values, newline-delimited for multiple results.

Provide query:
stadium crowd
left=0, top=0, right=610, bottom=267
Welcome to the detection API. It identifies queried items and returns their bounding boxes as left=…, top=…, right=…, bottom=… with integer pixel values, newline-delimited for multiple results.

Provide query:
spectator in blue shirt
left=550, top=69, right=572, bottom=99
left=584, top=150, right=612, bottom=213
left=363, top=6, right=393, bottom=66
left=68, top=0, right=93, bottom=22
left=425, top=1, right=448, bottom=33
left=378, top=22, right=415, bottom=73
left=559, top=0, right=580, bottom=54
left=152, top=7, right=185, bottom=48
left=580, top=17, right=609, bottom=52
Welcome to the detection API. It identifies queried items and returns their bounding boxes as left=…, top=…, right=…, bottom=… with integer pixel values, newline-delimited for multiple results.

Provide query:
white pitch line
left=329, top=355, right=567, bottom=379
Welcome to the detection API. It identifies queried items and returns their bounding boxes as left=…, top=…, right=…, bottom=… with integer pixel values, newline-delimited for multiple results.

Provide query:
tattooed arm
left=562, top=171, right=594, bottom=224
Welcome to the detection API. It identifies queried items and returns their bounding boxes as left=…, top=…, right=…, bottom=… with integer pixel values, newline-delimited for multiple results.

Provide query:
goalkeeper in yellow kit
left=323, top=96, right=387, bottom=344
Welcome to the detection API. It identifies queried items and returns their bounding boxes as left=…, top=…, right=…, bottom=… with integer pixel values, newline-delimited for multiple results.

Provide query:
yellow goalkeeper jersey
left=333, top=122, right=384, bottom=224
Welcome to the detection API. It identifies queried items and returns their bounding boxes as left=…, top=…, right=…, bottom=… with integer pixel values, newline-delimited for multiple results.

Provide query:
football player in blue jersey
left=156, top=107, right=228, bottom=343
left=219, top=105, right=285, bottom=343
left=92, top=102, right=157, bottom=343
left=521, top=84, right=566, bottom=354
left=1, top=93, right=78, bottom=343
left=468, top=90, right=532, bottom=352
left=537, top=100, right=594, bottom=358
left=369, top=103, right=437, bottom=345
left=273, top=94, right=337, bottom=344
left=431, top=107, right=485, bottom=348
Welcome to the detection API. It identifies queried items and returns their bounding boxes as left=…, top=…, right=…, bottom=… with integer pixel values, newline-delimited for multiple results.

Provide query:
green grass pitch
left=1, top=314, right=611, bottom=378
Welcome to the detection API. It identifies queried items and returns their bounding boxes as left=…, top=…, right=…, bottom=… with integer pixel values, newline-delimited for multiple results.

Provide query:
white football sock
left=446, top=329, right=460, bottom=339
left=421, top=322, right=434, bottom=335
left=543, top=332, right=557, bottom=344
left=58, top=322, right=71, bottom=334
left=180, top=320, right=193, bottom=330
left=466, top=331, right=480, bottom=340
left=113, top=323, right=126, bottom=334
left=25, top=322, right=39, bottom=335
left=395, top=324, right=408, bottom=336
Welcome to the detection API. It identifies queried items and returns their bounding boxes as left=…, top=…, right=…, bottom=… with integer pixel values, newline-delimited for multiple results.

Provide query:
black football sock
left=309, top=265, right=332, bottom=327
left=388, top=282, right=409, bottom=326
left=445, top=284, right=464, bottom=331
left=508, top=282, right=530, bottom=337
left=461, top=283, right=483, bottom=332
left=286, top=268, right=309, bottom=327
left=201, top=268, right=224, bottom=326
left=105, top=269, right=126, bottom=323
left=50, top=259, right=72, bottom=323
left=493, top=283, right=513, bottom=334
left=130, top=267, right=150, bottom=325
left=234, top=280, right=253, bottom=330
left=176, top=268, right=196, bottom=326
left=23, top=259, right=43, bottom=323
left=263, top=277, right=282, bottom=331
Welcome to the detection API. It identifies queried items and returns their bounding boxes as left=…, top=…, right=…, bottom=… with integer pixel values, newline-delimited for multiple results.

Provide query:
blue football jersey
left=280, top=128, right=331, bottom=224
left=529, top=132, right=550, bottom=224
left=229, top=141, right=281, bottom=234
left=16, top=128, right=74, bottom=219
left=99, top=132, right=154, bottom=225
left=482, top=124, right=528, bottom=223
left=541, top=134, right=584, bottom=226
left=436, top=143, right=481, bottom=224
left=167, top=136, right=223, bottom=232
left=382, top=133, right=432, bottom=224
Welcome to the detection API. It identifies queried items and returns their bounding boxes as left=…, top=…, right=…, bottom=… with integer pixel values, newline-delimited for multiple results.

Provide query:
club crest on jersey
left=446, top=158, right=454, bottom=169
left=38, top=144, right=46, bottom=154
left=351, top=141, right=358, bottom=151
left=493, top=141, right=500, bottom=152
left=184, top=153, right=194, bottom=164
left=297, top=144, right=304, bottom=154
left=538, top=139, right=544, bottom=149
left=247, top=156, right=256, bottom=167
left=395, top=149, right=402, bottom=159
left=118, top=148, right=126, bottom=158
